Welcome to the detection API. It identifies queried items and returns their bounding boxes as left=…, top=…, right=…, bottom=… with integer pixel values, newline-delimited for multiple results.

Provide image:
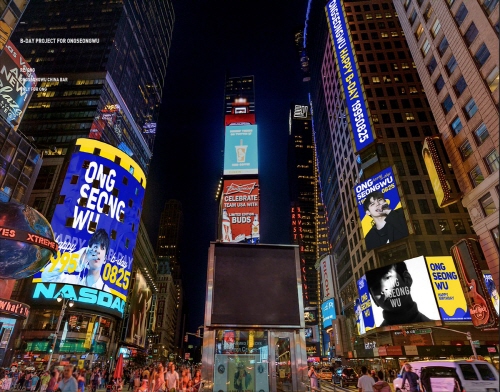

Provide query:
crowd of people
left=0, top=363, right=202, bottom=392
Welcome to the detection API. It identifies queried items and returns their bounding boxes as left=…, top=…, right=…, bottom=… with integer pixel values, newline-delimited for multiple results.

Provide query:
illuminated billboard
left=354, top=167, right=409, bottom=251
left=319, top=254, right=334, bottom=301
left=425, top=257, right=471, bottom=322
left=0, top=40, right=37, bottom=126
left=484, top=273, right=499, bottom=316
left=221, top=180, right=259, bottom=243
left=223, top=125, right=258, bottom=175
left=321, top=298, right=336, bottom=329
left=357, top=256, right=440, bottom=330
left=125, top=270, right=152, bottom=347
left=325, top=1, right=375, bottom=152
left=32, top=139, right=146, bottom=318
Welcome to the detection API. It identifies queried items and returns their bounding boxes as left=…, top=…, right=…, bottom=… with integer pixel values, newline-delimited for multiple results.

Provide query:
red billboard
left=221, top=180, right=260, bottom=243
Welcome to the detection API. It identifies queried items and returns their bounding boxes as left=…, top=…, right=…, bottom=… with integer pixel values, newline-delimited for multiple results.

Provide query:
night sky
left=142, top=1, right=310, bottom=333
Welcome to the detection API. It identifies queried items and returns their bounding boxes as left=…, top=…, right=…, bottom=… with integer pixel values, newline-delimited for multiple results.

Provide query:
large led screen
left=32, top=139, right=146, bottom=318
left=484, top=273, right=499, bottom=316
left=221, top=180, right=259, bottom=244
left=321, top=298, right=336, bottom=329
left=326, top=0, right=375, bottom=152
left=354, top=167, right=409, bottom=251
left=357, top=256, right=440, bottom=329
left=124, top=270, right=152, bottom=347
left=425, top=257, right=471, bottom=322
left=223, top=125, right=258, bottom=175
left=0, top=40, right=36, bottom=126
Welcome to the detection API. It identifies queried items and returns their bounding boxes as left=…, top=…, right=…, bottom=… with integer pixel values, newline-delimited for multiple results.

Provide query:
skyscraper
left=156, top=199, right=183, bottom=279
left=393, top=0, right=499, bottom=285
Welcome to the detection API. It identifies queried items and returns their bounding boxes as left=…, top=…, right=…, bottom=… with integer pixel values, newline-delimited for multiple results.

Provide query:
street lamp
left=46, top=294, right=75, bottom=371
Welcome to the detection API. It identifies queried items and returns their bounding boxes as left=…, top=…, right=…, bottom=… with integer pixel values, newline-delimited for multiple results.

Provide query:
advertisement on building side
left=214, top=354, right=267, bottom=392
left=354, top=167, right=409, bottom=251
left=425, top=256, right=471, bottom=322
left=321, top=298, right=336, bottom=329
left=32, top=139, right=146, bottom=318
left=356, top=275, right=374, bottom=334
left=0, top=40, right=37, bottom=126
left=223, top=125, right=258, bottom=175
left=124, top=270, right=152, bottom=347
left=357, top=257, right=440, bottom=329
left=325, top=1, right=375, bottom=152
left=221, top=180, right=259, bottom=243
left=483, top=273, right=499, bottom=316
left=320, top=254, right=334, bottom=301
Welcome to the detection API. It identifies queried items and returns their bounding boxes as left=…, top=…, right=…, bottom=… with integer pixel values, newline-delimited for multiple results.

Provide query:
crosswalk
left=318, top=381, right=356, bottom=392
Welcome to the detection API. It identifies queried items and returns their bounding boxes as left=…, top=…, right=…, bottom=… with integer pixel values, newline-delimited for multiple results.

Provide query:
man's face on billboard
left=370, top=266, right=412, bottom=311
left=365, top=196, right=387, bottom=218
left=88, top=242, right=107, bottom=271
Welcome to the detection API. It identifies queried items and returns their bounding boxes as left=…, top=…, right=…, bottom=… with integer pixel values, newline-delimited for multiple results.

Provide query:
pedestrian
left=90, top=369, right=99, bottom=392
left=45, top=372, right=57, bottom=392
left=39, top=372, right=49, bottom=392
left=30, top=374, right=39, bottom=392
left=307, top=365, right=318, bottom=391
left=58, top=367, right=77, bottom=392
left=401, top=363, right=419, bottom=392
left=357, top=366, right=375, bottom=392
left=1, top=372, right=12, bottom=392
left=76, top=371, right=84, bottom=392
left=388, top=368, right=395, bottom=383
left=370, top=370, right=379, bottom=382
left=164, top=364, right=178, bottom=392
left=372, top=371, right=390, bottom=392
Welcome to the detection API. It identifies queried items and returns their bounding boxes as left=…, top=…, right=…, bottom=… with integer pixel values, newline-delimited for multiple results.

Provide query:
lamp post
left=46, top=294, right=75, bottom=371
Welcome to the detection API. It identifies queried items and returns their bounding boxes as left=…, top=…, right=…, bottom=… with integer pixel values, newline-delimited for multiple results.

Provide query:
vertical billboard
left=425, top=257, right=471, bottom=322
left=221, top=180, right=260, bottom=244
left=354, top=167, right=409, bottom=251
left=0, top=40, right=37, bottom=126
left=325, top=1, right=375, bottom=152
left=319, top=254, right=334, bottom=301
left=357, top=257, right=440, bottom=328
left=125, top=270, right=152, bottom=347
left=32, top=139, right=146, bottom=318
left=223, top=125, right=258, bottom=175
left=483, top=273, right=499, bottom=316
left=321, top=298, right=336, bottom=329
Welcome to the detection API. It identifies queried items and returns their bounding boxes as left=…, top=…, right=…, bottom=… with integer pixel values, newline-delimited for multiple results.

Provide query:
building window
left=33, top=165, right=57, bottom=189
left=434, top=76, right=445, bottom=93
left=427, top=56, right=438, bottom=75
left=446, top=56, right=458, bottom=75
left=469, top=165, right=484, bottom=187
left=474, top=44, right=490, bottom=67
left=442, top=95, right=453, bottom=114
left=454, top=76, right=467, bottom=96
left=424, top=219, right=437, bottom=235
left=453, top=219, right=467, bottom=234
left=486, top=66, right=499, bottom=92
left=473, top=123, right=490, bottom=146
left=423, top=4, right=434, bottom=21
left=459, top=140, right=473, bottom=160
left=454, top=3, right=468, bottom=26
left=450, top=117, right=463, bottom=135
left=421, top=39, right=431, bottom=56
left=413, top=221, right=423, bottom=235
left=438, top=219, right=452, bottom=234
left=491, top=227, right=500, bottom=249
left=413, top=180, right=425, bottom=194
left=484, top=150, right=500, bottom=173
left=464, top=23, right=479, bottom=46
left=409, top=9, right=418, bottom=25
left=463, top=98, right=478, bottom=119
left=415, top=24, right=424, bottom=40
left=479, top=192, right=497, bottom=216
left=32, top=197, right=46, bottom=212
left=415, top=241, right=426, bottom=254
left=431, top=19, right=442, bottom=37
left=419, top=199, right=431, bottom=214
left=481, top=0, right=499, bottom=15
left=438, top=36, right=449, bottom=56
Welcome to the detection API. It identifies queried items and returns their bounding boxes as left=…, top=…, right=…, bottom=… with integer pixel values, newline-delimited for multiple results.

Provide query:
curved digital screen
left=32, top=139, right=146, bottom=318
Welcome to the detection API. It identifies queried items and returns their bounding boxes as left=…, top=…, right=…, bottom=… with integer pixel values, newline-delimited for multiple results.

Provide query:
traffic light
left=184, top=334, right=188, bottom=342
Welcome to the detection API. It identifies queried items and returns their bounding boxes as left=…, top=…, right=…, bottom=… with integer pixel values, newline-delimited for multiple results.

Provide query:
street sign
left=473, top=340, right=480, bottom=348
left=414, top=328, right=432, bottom=335
left=185, top=353, right=190, bottom=359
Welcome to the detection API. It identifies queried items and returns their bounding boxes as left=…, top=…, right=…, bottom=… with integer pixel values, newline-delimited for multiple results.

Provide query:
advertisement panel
left=319, top=255, right=334, bottom=301
left=354, top=167, right=409, bottom=251
left=213, top=354, right=266, bottom=392
left=325, top=1, right=375, bottom=152
left=221, top=180, right=259, bottom=243
left=0, top=40, right=36, bottom=126
left=356, top=275, right=375, bottom=334
left=32, top=139, right=146, bottom=318
left=124, top=270, right=152, bottom=347
left=223, top=125, right=258, bottom=175
left=483, top=273, right=499, bottom=316
left=425, top=256, right=471, bottom=322
left=321, top=298, right=336, bottom=329
left=358, top=256, right=440, bottom=328
left=224, top=114, right=256, bottom=126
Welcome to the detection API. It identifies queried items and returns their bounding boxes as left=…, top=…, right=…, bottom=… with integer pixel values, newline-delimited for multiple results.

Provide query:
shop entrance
left=270, top=331, right=305, bottom=392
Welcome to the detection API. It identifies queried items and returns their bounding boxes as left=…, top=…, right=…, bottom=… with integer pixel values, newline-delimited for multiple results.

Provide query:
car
left=393, top=359, right=498, bottom=392
left=317, top=368, right=333, bottom=381
left=332, top=367, right=359, bottom=388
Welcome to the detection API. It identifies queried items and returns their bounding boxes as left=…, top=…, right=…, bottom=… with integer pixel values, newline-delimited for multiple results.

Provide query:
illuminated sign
left=124, top=270, right=152, bottom=347
left=320, top=255, right=334, bottom=301
left=425, top=257, right=471, bottom=322
left=221, top=180, right=259, bottom=243
left=291, top=205, right=308, bottom=301
left=326, top=1, right=375, bottom=152
left=0, top=40, right=36, bottom=126
left=0, top=299, right=29, bottom=319
left=422, top=137, right=456, bottom=207
left=357, top=256, right=440, bottom=329
left=354, top=167, right=409, bottom=251
left=321, top=298, right=336, bottom=328
left=484, top=273, right=499, bottom=316
left=223, top=125, right=258, bottom=175
left=224, top=114, right=255, bottom=126
left=142, top=122, right=156, bottom=134
left=356, top=275, right=374, bottom=334
left=293, top=105, right=309, bottom=119
left=32, top=139, right=146, bottom=318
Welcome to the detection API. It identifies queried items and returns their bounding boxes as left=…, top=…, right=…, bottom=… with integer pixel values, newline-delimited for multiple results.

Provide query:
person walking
left=76, top=371, right=85, bottom=392
left=58, top=367, right=77, bottom=392
left=45, top=371, right=57, bottom=392
left=401, top=363, right=419, bottom=392
left=373, top=371, right=391, bottom=392
left=39, top=372, right=50, bottom=392
left=30, top=373, right=39, bottom=392
left=307, top=365, right=319, bottom=391
left=164, top=364, right=178, bottom=392
left=90, top=370, right=99, bottom=392
left=357, top=366, right=375, bottom=392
